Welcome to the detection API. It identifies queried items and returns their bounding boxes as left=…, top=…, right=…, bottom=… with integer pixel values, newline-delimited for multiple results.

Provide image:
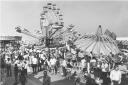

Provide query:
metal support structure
left=15, top=2, right=64, bottom=55
left=49, top=28, right=59, bottom=38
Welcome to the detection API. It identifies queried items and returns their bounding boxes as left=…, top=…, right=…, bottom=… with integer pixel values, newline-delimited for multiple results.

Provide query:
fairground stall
left=0, top=36, right=22, bottom=52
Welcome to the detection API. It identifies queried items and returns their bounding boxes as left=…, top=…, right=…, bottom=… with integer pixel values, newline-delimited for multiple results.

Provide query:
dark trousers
left=15, top=74, right=18, bottom=82
left=38, top=64, right=42, bottom=71
left=21, top=81, right=25, bottom=85
left=112, top=80, right=119, bottom=85
left=20, top=75, right=26, bottom=85
left=7, top=66, right=12, bottom=76
left=62, top=67, right=67, bottom=76
left=54, top=66, right=58, bottom=74
left=32, top=64, right=37, bottom=73
left=24, top=69, right=27, bottom=76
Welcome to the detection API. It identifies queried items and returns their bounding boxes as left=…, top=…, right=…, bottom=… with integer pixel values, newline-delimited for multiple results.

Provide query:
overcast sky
left=1, top=0, right=128, bottom=42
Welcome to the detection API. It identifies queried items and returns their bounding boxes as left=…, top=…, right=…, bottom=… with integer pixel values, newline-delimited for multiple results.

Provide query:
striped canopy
left=74, top=25, right=120, bottom=55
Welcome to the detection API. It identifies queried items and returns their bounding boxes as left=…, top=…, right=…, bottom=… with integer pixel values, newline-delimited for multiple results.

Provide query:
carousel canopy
left=104, top=29, right=117, bottom=40
left=74, top=25, right=120, bottom=55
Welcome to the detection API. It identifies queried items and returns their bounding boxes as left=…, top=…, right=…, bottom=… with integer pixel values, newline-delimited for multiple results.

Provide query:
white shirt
left=40, top=54, right=46, bottom=60
left=62, top=60, right=67, bottom=67
left=30, top=56, right=34, bottom=64
left=5, top=55, right=9, bottom=61
left=90, top=59, right=96, bottom=63
left=110, top=70, right=122, bottom=81
left=47, top=60, right=51, bottom=66
left=102, top=63, right=108, bottom=72
left=81, top=59, right=86, bottom=67
left=17, top=61, right=24, bottom=69
left=6, top=60, right=11, bottom=65
left=23, top=54, right=29, bottom=59
left=14, top=60, right=20, bottom=65
left=32, top=57, right=38, bottom=64
left=50, top=58, right=56, bottom=65
left=78, top=52, right=84, bottom=58
left=15, top=55, right=18, bottom=59
left=24, top=63, right=28, bottom=69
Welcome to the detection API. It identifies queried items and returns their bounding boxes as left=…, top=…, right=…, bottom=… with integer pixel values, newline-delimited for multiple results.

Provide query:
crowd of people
left=0, top=46, right=128, bottom=85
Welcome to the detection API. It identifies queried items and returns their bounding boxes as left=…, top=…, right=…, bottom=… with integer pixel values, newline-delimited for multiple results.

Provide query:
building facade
left=0, top=36, right=22, bottom=52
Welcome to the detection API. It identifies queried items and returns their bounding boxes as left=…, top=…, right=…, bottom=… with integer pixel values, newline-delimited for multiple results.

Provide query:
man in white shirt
left=40, top=53, right=46, bottom=61
left=62, top=59, right=67, bottom=67
left=23, top=61, right=28, bottom=76
left=81, top=58, right=86, bottom=71
left=110, top=66, right=122, bottom=85
left=90, top=57, right=97, bottom=72
left=50, top=57, right=57, bottom=74
left=32, top=57, right=38, bottom=73
left=61, top=59, right=67, bottom=76
left=50, top=57, right=56, bottom=66
left=101, top=62, right=109, bottom=72
left=14, top=54, right=18, bottom=59
left=23, top=54, right=29, bottom=60
left=5, top=54, right=10, bottom=61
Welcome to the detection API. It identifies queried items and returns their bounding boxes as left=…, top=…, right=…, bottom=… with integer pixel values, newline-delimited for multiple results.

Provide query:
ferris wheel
left=15, top=3, right=64, bottom=46
left=40, top=3, right=64, bottom=37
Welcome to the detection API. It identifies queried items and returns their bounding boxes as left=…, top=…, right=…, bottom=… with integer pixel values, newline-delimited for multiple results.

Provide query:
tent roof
left=74, top=25, right=120, bottom=55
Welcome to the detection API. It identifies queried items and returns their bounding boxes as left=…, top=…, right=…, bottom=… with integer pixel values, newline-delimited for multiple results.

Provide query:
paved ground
left=1, top=66, right=128, bottom=85
left=34, top=71, right=65, bottom=82
left=27, top=75, right=74, bottom=85
left=27, top=71, right=75, bottom=85
left=0, top=66, right=74, bottom=85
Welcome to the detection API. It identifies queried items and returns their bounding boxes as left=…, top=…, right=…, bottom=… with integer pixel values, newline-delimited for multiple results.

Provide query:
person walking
left=55, top=58, right=60, bottom=74
left=38, top=57, right=42, bottom=72
left=19, top=67, right=27, bottom=85
left=42, top=71, right=51, bottom=85
left=110, top=65, right=122, bottom=85
left=32, top=56, right=38, bottom=74
left=23, top=61, right=28, bottom=76
left=6, top=58, right=12, bottom=77
left=50, top=57, right=57, bottom=74
left=1, top=56, right=6, bottom=74
left=14, top=64, right=19, bottom=83
left=61, top=59, right=67, bottom=77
